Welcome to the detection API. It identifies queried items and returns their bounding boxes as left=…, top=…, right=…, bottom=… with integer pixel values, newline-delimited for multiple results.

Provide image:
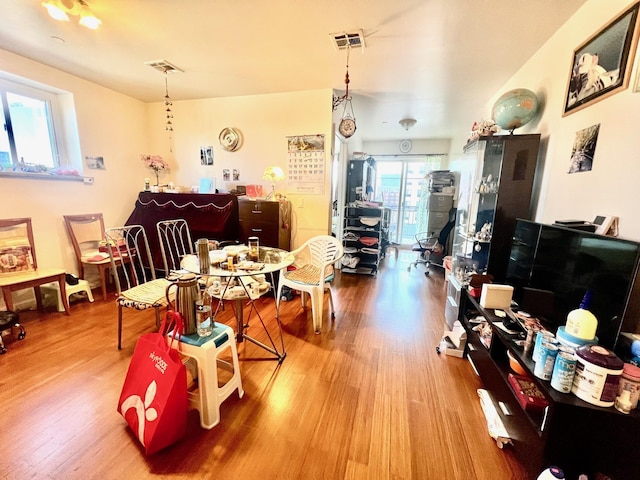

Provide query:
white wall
left=146, top=89, right=335, bottom=248
left=457, top=0, right=640, bottom=241
left=0, top=49, right=148, bottom=278
left=0, top=46, right=335, bottom=300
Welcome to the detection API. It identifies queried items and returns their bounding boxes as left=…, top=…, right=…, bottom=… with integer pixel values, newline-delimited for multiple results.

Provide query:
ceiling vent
left=329, top=30, right=365, bottom=51
left=144, top=59, right=183, bottom=74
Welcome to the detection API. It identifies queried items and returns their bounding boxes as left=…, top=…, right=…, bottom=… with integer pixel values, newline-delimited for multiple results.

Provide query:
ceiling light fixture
left=41, top=0, right=102, bottom=30
left=399, top=118, right=417, bottom=131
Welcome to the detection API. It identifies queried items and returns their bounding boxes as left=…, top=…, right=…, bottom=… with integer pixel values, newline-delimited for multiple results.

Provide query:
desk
left=1, top=270, right=70, bottom=315
left=181, top=246, right=294, bottom=362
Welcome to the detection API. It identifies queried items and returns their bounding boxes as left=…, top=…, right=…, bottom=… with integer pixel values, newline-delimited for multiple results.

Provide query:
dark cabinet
left=453, top=134, right=540, bottom=282
left=346, top=157, right=375, bottom=204
left=459, top=291, right=640, bottom=479
left=238, top=199, right=291, bottom=250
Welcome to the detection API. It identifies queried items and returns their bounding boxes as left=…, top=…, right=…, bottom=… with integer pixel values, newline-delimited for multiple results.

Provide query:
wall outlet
left=83, top=176, right=94, bottom=185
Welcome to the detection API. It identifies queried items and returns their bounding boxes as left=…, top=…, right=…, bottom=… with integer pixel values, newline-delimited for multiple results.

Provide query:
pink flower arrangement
left=141, top=154, right=169, bottom=185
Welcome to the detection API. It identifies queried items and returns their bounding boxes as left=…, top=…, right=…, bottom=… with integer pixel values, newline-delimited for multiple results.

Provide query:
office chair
left=408, top=207, right=456, bottom=277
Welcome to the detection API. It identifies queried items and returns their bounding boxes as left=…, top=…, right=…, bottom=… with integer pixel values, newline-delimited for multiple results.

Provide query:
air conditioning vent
left=144, top=59, right=183, bottom=74
left=329, top=30, right=365, bottom=50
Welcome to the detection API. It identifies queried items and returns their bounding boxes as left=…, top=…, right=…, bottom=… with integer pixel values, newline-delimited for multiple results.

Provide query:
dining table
left=181, top=245, right=294, bottom=363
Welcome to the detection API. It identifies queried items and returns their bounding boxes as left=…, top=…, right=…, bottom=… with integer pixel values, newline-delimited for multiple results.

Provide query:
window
left=0, top=77, right=67, bottom=172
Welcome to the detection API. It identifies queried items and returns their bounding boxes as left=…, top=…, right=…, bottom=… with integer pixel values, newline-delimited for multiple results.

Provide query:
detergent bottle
left=565, top=290, right=598, bottom=341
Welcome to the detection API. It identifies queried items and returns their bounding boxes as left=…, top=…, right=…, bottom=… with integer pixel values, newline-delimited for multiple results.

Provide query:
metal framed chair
left=156, top=219, right=194, bottom=277
left=105, top=225, right=171, bottom=349
left=0, top=217, right=69, bottom=315
left=408, top=207, right=456, bottom=277
left=275, top=235, right=344, bottom=334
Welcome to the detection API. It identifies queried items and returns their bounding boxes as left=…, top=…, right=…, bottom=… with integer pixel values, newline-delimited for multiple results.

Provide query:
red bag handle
left=160, top=310, right=184, bottom=348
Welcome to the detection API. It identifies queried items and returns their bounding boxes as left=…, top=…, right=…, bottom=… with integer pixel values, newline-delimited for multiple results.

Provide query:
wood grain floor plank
left=0, top=251, right=530, bottom=479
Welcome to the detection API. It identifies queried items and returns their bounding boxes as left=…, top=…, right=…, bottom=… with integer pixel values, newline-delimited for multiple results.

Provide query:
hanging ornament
left=335, top=45, right=357, bottom=138
left=164, top=70, right=174, bottom=151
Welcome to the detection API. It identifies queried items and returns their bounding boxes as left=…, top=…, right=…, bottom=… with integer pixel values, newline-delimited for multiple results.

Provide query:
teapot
left=166, top=273, right=199, bottom=335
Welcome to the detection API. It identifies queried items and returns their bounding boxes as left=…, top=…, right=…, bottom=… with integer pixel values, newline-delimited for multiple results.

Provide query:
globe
left=491, top=88, right=539, bottom=131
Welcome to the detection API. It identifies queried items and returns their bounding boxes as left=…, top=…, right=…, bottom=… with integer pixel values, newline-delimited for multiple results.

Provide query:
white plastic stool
left=168, top=323, right=244, bottom=429
left=42, top=280, right=94, bottom=312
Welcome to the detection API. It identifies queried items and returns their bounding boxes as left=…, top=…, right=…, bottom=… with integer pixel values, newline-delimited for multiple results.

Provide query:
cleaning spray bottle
left=565, top=290, right=598, bottom=341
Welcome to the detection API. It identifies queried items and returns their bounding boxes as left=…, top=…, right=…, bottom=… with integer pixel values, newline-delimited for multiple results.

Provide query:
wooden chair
left=0, top=217, right=69, bottom=315
left=105, top=224, right=171, bottom=349
left=63, top=213, right=114, bottom=301
left=275, top=235, right=344, bottom=333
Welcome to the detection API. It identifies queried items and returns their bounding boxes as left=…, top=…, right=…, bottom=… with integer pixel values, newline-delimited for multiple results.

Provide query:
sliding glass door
left=372, top=155, right=443, bottom=246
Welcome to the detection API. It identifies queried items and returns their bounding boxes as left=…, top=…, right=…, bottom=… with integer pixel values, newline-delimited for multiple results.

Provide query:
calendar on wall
left=286, top=134, right=325, bottom=195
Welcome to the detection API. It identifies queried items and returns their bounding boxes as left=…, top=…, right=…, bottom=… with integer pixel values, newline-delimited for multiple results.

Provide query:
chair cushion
left=116, top=296, right=160, bottom=310
left=284, top=264, right=334, bottom=286
left=118, top=278, right=170, bottom=307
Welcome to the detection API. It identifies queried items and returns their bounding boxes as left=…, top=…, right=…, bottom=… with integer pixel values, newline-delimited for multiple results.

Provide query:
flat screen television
left=505, top=219, right=640, bottom=350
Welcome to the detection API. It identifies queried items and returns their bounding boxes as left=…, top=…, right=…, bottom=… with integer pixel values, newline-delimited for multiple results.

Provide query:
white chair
left=276, top=235, right=344, bottom=333
left=105, top=225, right=171, bottom=349
left=168, top=322, right=244, bottom=429
left=156, top=219, right=194, bottom=277
left=41, top=279, right=94, bottom=312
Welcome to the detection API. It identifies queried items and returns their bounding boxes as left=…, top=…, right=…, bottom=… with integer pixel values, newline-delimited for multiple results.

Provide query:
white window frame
left=0, top=75, right=80, bottom=175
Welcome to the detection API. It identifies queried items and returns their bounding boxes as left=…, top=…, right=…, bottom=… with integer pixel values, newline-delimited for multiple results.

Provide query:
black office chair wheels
left=18, top=330, right=26, bottom=340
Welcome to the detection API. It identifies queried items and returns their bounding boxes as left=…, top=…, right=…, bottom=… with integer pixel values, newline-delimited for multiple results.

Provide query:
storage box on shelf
left=458, top=290, right=640, bottom=480
left=342, top=205, right=384, bottom=275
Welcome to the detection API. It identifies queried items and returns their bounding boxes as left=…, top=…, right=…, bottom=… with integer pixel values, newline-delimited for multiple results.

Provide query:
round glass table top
left=181, top=246, right=294, bottom=277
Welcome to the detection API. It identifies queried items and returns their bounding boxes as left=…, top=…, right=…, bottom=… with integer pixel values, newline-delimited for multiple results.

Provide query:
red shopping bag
left=117, top=311, right=187, bottom=455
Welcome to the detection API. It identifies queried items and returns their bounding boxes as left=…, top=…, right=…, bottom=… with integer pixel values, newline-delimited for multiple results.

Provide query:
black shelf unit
left=453, top=134, right=540, bottom=282
left=459, top=291, right=640, bottom=479
left=342, top=205, right=384, bottom=276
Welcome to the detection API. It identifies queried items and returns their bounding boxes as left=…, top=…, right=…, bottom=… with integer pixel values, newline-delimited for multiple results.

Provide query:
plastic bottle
left=195, top=285, right=213, bottom=337
left=615, top=388, right=632, bottom=414
left=565, top=291, right=598, bottom=341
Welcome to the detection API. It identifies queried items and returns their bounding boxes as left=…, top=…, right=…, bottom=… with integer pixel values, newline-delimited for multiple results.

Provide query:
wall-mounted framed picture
left=563, top=2, right=640, bottom=116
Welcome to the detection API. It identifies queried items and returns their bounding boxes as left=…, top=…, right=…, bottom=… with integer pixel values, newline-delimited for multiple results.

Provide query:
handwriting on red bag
left=149, top=352, right=168, bottom=374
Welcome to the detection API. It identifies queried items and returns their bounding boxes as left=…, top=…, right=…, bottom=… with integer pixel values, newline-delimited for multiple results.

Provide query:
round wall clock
left=219, top=127, right=242, bottom=152
left=399, top=139, right=412, bottom=153
left=339, top=117, right=357, bottom=138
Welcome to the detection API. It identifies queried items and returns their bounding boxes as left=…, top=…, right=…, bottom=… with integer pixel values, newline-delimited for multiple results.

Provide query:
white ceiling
left=0, top=0, right=586, bottom=141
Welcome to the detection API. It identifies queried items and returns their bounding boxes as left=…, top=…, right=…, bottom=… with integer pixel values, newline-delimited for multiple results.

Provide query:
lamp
left=399, top=118, right=417, bottom=131
left=42, top=0, right=101, bottom=29
left=263, top=166, right=285, bottom=200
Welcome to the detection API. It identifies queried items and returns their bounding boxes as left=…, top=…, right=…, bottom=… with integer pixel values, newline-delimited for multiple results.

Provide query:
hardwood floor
left=0, top=251, right=530, bottom=480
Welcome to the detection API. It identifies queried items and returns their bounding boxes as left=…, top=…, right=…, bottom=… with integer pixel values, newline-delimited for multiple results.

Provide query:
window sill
left=0, top=171, right=93, bottom=183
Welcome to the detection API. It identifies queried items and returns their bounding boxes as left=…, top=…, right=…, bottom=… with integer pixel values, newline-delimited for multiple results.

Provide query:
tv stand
left=459, top=290, right=640, bottom=479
